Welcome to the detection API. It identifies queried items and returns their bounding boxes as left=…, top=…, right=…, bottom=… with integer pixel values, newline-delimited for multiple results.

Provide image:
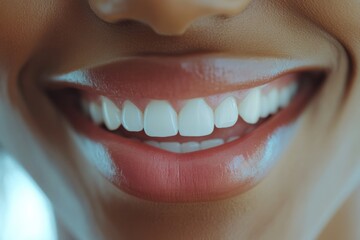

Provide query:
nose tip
left=88, top=0, right=253, bottom=36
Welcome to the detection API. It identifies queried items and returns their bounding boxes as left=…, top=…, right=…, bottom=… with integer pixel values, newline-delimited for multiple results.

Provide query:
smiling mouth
left=45, top=54, right=327, bottom=202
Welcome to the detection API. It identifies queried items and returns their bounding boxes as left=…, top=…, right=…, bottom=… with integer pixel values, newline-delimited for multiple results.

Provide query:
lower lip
left=56, top=80, right=316, bottom=203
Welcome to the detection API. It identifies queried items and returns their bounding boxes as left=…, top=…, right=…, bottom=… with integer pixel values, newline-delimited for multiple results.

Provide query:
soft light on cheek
left=74, top=133, right=117, bottom=181
left=258, top=122, right=298, bottom=172
left=228, top=122, right=298, bottom=183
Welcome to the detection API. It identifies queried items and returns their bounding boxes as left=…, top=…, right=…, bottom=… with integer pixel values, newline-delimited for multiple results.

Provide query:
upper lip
left=45, top=53, right=329, bottom=99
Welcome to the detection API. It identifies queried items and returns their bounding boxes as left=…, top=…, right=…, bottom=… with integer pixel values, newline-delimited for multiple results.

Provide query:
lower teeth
left=143, top=136, right=239, bottom=153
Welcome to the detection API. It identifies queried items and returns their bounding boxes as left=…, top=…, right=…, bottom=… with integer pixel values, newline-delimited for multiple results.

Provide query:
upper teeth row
left=83, top=82, right=298, bottom=137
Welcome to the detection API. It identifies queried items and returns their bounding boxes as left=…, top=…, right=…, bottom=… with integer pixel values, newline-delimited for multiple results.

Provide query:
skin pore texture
left=0, top=0, right=360, bottom=239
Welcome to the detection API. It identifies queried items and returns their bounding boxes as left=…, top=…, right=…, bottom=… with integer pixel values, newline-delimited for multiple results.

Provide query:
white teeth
left=260, top=96, right=270, bottom=118
left=279, top=87, right=292, bottom=108
left=85, top=82, right=299, bottom=137
left=101, top=97, right=122, bottom=130
left=144, top=100, right=178, bottom=137
left=268, top=89, right=280, bottom=114
left=181, top=142, right=200, bottom=153
left=178, top=98, right=214, bottom=137
left=122, top=100, right=144, bottom=132
left=215, top=97, right=238, bottom=128
left=200, top=139, right=224, bottom=150
left=88, top=102, right=103, bottom=125
left=238, top=88, right=261, bottom=124
left=159, top=142, right=181, bottom=153
left=144, top=139, right=225, bottom=153
left=280, top=82, right=298, bottom=108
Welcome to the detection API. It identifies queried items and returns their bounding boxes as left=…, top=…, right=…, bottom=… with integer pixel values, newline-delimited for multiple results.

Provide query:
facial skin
left=0, top=0, right=360, bottom=239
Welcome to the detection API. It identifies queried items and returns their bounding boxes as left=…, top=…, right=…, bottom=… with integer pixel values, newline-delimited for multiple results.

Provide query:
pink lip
left=49, top=54, right=325, bottom=99
left=47, top=54, right=326, bottom=202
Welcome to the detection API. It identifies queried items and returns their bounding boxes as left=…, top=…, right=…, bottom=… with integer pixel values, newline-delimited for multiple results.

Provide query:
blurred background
left=0, top=152, right=57, bottom=240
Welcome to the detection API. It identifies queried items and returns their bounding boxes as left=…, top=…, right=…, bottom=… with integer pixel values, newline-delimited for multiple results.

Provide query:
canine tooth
left=89, top=102, right=103, bottom=125
left=101, top=97, right=122, bottom=130
left=260, top=96, right=270, bottom=118
left=145, top=141, right=160, bottom=148
left=122, top=100, right=144, bottom=132
left=238, top=88, right=261, bottom=124
left=200, top=139, right=224, bottom=150
left=279, top=86, right=292, bottom=108
left=144, top=100, right=178, bottom=137
left=181, top=142, right=200, bottom=153
left=215, top=97, right=238, bottom=128
left=178, top=98, right=214, bottom=137
left=268, top=89, right=279, bottom=114
left=159, top=142, right=181, bottom=153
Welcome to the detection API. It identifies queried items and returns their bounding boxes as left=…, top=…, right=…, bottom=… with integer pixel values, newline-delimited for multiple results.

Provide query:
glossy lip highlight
left=47, top=54, right=328, bottom=99
left=45, top=55, right=327, bottom=202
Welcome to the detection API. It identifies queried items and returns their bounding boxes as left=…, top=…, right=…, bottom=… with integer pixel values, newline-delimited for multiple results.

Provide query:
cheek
left=0, top=0, right=73, bottom=65
left=284, top=0, right=360, bottom=45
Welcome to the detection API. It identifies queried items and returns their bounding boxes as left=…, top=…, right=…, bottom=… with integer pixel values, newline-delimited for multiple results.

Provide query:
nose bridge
left=88, top=0, right=253, bottom=35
